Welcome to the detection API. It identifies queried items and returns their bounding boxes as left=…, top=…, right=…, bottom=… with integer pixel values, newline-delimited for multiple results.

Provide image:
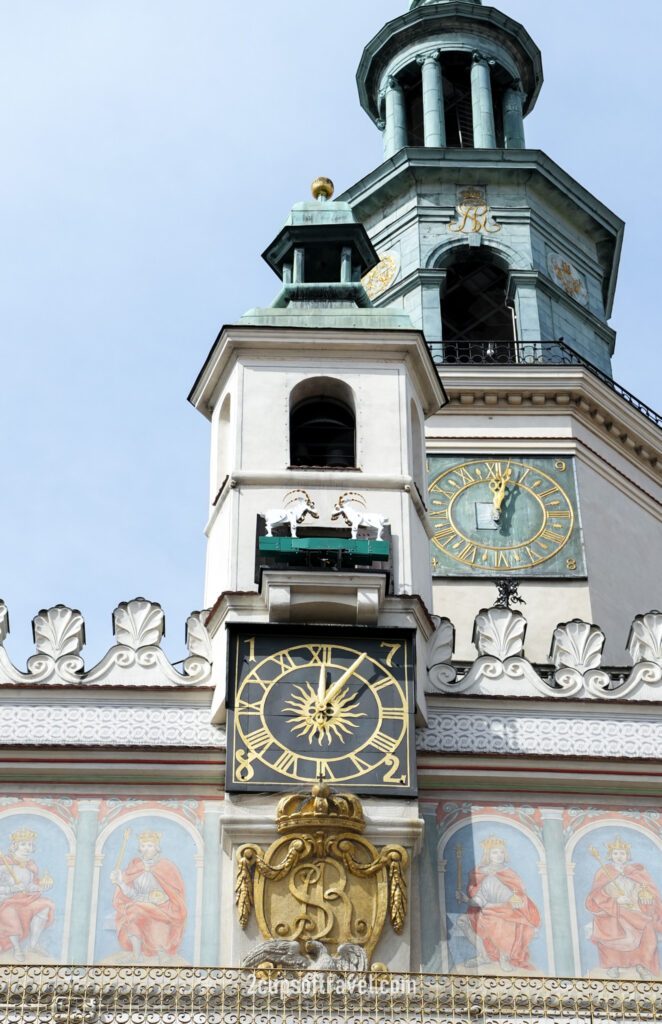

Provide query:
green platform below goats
left=259, top=536, right=389, bottom=565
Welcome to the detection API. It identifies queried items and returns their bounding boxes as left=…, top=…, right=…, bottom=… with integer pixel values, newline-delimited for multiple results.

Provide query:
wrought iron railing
left=437, top=340, right=662, bottom=431
left=1, top=967, right=662, bottom=1023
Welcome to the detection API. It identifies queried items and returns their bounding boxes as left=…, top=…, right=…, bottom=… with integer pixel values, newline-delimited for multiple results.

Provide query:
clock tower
left=343, top=0, right=660, bottom=664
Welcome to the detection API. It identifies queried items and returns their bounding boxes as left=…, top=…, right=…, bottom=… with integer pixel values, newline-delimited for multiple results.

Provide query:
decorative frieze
left=0, top=703, right=224, bottom=748
left=417, top=707, right=662, bottom=760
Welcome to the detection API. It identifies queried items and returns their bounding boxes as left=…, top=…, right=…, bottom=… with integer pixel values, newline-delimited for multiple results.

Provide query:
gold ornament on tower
left=311, top=176, right=335, bottom=201
left=235, top=783, right=408, bottom=964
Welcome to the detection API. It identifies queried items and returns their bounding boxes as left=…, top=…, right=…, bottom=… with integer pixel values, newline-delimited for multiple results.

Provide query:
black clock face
left=226, top=628, right=416, bottom=796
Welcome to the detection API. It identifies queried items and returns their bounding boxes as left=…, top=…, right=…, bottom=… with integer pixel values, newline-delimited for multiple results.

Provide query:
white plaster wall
left=576, top=452, right=662, bottom=664
left=204, top=353, right=436, bottom=607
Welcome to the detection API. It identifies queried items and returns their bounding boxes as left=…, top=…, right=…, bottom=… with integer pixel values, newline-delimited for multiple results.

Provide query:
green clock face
left=226, top=628, right=416, bottom=796
left=428, top=455, right=586, bottom=577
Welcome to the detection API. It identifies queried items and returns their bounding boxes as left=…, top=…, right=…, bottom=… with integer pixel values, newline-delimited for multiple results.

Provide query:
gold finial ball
left=311, top=176, right=334, bottom=201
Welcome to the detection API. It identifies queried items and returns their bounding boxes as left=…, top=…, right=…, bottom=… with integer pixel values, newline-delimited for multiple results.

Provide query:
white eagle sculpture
left=263, top=489, right=319, bottom=538
left=242, top=938, right=369, bottom=972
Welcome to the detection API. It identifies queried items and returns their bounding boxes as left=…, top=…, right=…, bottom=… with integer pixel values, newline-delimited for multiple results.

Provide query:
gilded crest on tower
left=449, top=186, right=501, bottom=235
left=236, top=783, right=408, bottom=965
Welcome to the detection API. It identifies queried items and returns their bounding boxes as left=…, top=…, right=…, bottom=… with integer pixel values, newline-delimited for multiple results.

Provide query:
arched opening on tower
left=289, top=386, right=356, bottom=469
left=442, top=55, right=474, bottom=148
left=440, top=250, right=515, bottom=363
left=400, top=64, right=425, bottom=147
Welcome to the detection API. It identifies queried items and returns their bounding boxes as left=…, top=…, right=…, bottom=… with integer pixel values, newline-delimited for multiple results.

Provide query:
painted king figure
left=586, top=835, right=662, bottom=980
left=110, top=830, right=187, bottom=962
left=0, top=828, right=55, bottom=961
left=455, top=835, right=540, bottom=972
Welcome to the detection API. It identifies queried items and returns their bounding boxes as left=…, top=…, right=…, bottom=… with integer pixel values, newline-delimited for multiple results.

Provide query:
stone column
left=383, top=76, right=407, bottom=159
left=541, top=809, right=576, bottom=976
left=503, top=81, right=526, bottom=148
left=68, top=799, right=100, bottom=963
left=418, top=51, right=446, bottom=147
left=200, top=802, right=223, bottom=966
left=470, top=52, right=497, bottom=148
left=340, top=246, right=353, bottom=283
left=292, top=247, right=305, bottom=284
left=507, top=270, right=542, bottom=350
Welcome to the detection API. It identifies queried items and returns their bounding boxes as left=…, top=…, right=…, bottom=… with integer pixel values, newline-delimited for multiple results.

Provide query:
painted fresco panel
left=566, top=813, right=662, bottom=981
left=438, top=812, right=549, bottom=976
left=426, top=801, right=662, bottom=981
left=0, top=808, right=72, bottom=964
left=93, top=814, right=199, bottom=965
left=0, top=798, right=218, bottom=966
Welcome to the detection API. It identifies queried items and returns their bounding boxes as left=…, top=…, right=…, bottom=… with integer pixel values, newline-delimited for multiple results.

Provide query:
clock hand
left=317, top=659, right=328, bottom=704
left=322, top=652, right=367, bottom=708
left=490, top=463, right=512, bottom=522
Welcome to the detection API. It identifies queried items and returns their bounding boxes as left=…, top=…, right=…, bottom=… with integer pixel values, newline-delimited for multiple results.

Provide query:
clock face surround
left=226, top=627, right=416, bottom=795
left=428, top=455, right=586, bottom=577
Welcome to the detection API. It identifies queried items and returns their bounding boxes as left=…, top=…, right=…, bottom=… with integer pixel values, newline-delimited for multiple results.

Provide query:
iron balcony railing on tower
left=437, top=339, right=662, bottom=431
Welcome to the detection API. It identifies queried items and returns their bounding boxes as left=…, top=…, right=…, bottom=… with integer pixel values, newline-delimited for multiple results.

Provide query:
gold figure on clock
left=429, top=457, right=580, bottom=574
left=227, top=631, right=415, bottom=794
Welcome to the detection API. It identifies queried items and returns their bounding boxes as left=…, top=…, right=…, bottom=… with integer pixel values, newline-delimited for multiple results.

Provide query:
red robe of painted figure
left=466, top=867, right=541, bottom=969
left=113, top=856, right=187, bottom=958
left=0, top=858, right=54, bottom=951
left=586, top=864, right=662, bottom=974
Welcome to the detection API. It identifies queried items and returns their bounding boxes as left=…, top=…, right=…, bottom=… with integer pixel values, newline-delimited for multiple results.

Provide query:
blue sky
left=0, top=0, right=660, bottom=664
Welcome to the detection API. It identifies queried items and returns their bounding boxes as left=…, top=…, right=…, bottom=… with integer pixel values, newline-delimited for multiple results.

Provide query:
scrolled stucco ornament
left=113, top=598, right=165, bottom=649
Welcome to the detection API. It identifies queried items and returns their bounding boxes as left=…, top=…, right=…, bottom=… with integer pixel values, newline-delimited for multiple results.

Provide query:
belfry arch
left=438, top=247, right=515, bottom=362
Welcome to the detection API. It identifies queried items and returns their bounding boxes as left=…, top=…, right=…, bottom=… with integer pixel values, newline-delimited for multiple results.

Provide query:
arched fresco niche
left=567, top=817, right=662, bottom=981
left=439, top=817, right=551, bottom=976
left=0, top=806, right=75, bottom=964
left=91, top=810, right=203, bottom=966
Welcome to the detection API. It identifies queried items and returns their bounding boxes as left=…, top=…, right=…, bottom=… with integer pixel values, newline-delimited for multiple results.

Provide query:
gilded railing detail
left=1, top=968, right=662, bottom=1023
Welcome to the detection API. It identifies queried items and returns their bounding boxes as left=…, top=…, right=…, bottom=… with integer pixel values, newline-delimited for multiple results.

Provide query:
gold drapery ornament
left=235, top=783, right=408, bottom=961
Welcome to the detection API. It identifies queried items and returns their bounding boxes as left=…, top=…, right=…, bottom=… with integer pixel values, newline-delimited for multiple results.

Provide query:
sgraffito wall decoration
left=421, top=800, right=662, bottom=981
left=0, top=798, right=223, bottom=967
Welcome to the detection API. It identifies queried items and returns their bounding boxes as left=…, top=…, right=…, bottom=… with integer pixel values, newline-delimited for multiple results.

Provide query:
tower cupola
left=357, top=0, right=542, bottom=158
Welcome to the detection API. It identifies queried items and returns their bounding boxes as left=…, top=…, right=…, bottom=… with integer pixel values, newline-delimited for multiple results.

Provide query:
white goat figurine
left=331, top=492, right=389, bottom=541
left=263, top=490, right=319, bottom=537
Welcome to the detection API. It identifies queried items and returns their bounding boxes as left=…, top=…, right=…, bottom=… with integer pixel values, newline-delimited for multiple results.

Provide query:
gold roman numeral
left=236, top=699, right=263, bottom=713
left=273, top=751, right=299, bottom=776
left=372, top=732, right=396, bottom=754
left=244, top=727, right=273, bottom=755
left=459, top=542, right=478, bottom=564
left=307, top=644, right=333, bottom=666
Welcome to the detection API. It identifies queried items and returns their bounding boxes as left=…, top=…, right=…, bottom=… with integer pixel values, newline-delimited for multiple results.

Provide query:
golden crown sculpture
left=236, top=783, right=408, bottom=963
left=276, top=782, right=366, bottom=835
left=458, top=186, right=485, bottom=203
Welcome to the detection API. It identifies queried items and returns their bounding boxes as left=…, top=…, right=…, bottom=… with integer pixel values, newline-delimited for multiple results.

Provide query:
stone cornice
left=340, top=150, right=624, bottom=315
left=357, top=3, right=543, bottom=118
left=434, top=363, right=662, bottom=487
left=188, top=324, right=446, bottom=421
